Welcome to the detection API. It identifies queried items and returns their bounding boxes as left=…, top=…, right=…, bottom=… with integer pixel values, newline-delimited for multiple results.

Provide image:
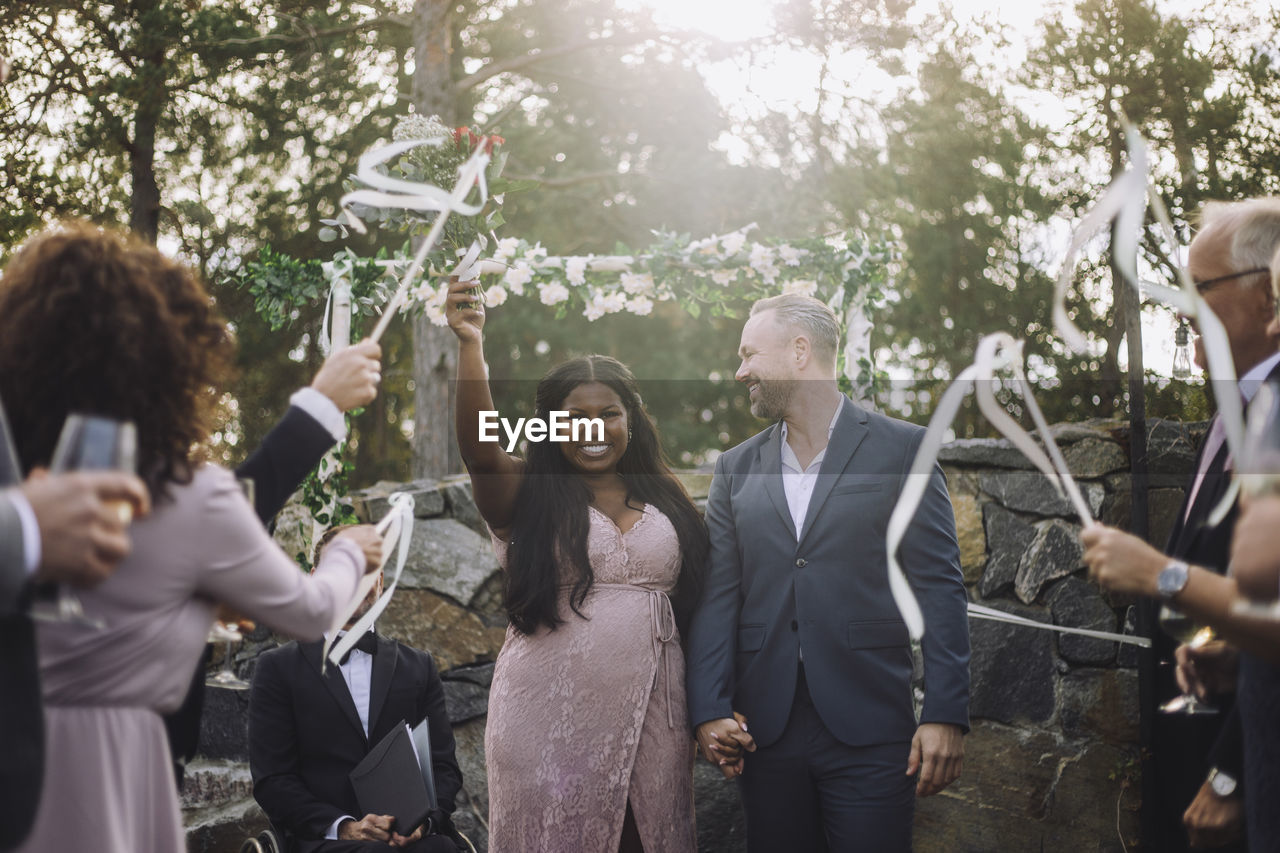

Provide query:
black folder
left=410, top=717, right=439, bottom=811
left=348, top=720, right=432, bottom=834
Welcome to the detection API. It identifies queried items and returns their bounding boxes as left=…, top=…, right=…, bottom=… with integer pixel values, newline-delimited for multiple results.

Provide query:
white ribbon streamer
left=967, top=602, right=1151, bottom=648
left=1051, top=118, right=1243, bottom=526
left=322, top=493, right=416, bottom=673
left=337, top=138, right=492, bottom=343
left=886, top=333, right=1092, bottom=640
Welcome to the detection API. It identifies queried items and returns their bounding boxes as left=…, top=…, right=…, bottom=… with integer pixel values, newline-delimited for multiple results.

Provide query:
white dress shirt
left=779, top=405, right=843, bottom=539
left=1240, top=351, right=1280, bottom=406
left=324, top=630, right=375, bottom=839
left=290, top=387, right=348, bottom=442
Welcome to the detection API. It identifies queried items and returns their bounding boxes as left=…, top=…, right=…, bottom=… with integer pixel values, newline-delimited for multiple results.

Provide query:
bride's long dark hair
left=504, top=355, right=709, bottom=638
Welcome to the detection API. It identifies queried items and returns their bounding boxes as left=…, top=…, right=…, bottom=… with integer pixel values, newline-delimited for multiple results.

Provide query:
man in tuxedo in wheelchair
left=247, top=569, right=467, bottom=853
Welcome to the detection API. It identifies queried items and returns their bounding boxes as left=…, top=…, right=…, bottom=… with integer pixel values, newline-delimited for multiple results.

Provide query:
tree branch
left=503, top=169, right=631, bottom=188
left=453, top=30, right=659, bottom=93
left=189, top=15, right=409, bottom=51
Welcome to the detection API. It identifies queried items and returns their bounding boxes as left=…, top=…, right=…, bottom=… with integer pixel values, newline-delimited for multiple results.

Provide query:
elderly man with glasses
left=1083, top=197, right=1280, bottom=852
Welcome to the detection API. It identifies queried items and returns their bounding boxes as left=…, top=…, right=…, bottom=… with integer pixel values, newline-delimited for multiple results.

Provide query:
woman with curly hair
left=444, top=278, right=709, bottom=852
left=0, top=222, right=382, bottom=853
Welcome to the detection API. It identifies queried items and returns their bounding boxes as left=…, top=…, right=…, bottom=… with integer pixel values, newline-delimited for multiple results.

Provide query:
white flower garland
left=324, top=223, right=894, bottom=399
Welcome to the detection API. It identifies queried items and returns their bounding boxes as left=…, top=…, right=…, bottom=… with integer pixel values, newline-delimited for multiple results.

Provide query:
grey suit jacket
left=686, top=396, right=971, bottom=748
left=1, top=489, right=43, bottom=850
left=1, top=491, right=27, bottom=615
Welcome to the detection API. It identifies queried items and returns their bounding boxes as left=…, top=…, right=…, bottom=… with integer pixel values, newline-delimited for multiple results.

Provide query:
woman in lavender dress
left=445, top=279, right=709, bottom=852
left=0, top=223, right=382, bottom=853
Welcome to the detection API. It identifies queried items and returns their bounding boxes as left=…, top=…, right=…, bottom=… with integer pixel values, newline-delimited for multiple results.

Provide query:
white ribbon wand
left=339, top=138, right=492, bottom=343
left=968, top=601, right=1151, bottom=648
left=885, top=333, right=1092, bottom=640
left=322, top=492, right=416, bottom=673
left=1051, top=119, right=1243, bottom=525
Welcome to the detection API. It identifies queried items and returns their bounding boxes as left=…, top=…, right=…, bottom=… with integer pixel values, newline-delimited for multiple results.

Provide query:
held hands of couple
left=445, top=277, right=485, bottom=343
left=24, top=469, right=150, bottom=587
left=695, top=712, right=755, bottom=779
left=311, top=339, right=382, bottom=413
left=907, top=722, right=965, bottom=797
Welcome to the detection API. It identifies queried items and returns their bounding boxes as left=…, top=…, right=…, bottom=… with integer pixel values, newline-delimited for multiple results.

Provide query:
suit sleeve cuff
left=326, top=816, right=356, bottom=840
left=290, top=388, right=347, bottom=442
left=8, top=489, right=41, bottom=576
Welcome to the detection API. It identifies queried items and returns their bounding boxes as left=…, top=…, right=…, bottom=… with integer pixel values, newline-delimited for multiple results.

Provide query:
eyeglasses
left=1193, top=267, right=1270, bottom=294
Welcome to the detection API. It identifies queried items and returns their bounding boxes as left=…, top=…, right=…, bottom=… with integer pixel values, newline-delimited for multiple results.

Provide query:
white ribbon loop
left=886, top=333, right=1094, bottom=641
left=886, top=363, right=979, bottom=640
left=1052, top=119, right=1242, bottom=500
left=323, top=493, right=416, bottom=673
left=338, top=139, right=489, bottom=233
left=363, top=142, right=493, bottom=342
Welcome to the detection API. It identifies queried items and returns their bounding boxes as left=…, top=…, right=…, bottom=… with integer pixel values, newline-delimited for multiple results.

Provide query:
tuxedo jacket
left=686, top=396, right=971, bottom=748
left=166, top=403, right=338, bottom=778
left=248, top=636, right=463, bottom=848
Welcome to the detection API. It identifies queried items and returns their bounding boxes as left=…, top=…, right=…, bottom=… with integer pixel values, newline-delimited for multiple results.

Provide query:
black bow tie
left=339, top=632, right=378, bottom=665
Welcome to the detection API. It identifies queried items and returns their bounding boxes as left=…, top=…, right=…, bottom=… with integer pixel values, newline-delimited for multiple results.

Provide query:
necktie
left=1183, top=392, right=1249, bottom=524
left=339, top=632, right=378, bottom=665
left=1184, top=416, right=1226, bottom=523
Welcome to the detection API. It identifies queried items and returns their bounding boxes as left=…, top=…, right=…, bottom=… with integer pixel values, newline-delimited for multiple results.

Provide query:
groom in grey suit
left=686, top=293, right=971, bottom=851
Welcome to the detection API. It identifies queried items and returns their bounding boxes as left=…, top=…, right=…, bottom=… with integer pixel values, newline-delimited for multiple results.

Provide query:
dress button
left=790, top=620, right=798, bottom=631
left=795, top=558, right=807, bottom=568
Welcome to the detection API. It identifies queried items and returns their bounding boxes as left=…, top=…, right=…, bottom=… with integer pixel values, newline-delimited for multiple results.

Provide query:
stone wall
left=184, top=419, right=1203, bottom=852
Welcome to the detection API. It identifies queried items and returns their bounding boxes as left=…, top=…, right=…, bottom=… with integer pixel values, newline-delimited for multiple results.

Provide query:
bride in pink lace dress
left=445, top=279, right=708, bottom=852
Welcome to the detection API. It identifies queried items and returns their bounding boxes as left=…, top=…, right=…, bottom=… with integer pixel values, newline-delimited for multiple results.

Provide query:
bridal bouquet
left=384, top=113, right=510, bottom=270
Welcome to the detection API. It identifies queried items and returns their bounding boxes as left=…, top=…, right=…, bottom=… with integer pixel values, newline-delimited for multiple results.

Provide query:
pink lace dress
left=486, top=503, right=696, bottom=852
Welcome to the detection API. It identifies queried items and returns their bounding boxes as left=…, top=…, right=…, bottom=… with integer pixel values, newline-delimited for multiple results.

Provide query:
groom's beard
left=750, top=377, right=796, bottom=421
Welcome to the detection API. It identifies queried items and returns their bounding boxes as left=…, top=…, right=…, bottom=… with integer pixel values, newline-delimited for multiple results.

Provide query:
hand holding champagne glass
left=1157, top=609, right=1219, bottom=715
left=31, top=414, right=138, bottom=626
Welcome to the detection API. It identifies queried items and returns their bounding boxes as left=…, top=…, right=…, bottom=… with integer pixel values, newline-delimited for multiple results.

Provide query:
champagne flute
left=205, top=620, right=250, bottom=690
left=1157, top=608, right=1218, bottom=715
left=30, top=414, right=137, bottom=626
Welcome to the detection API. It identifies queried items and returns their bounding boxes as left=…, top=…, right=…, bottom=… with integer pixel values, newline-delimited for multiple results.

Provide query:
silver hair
left=1200, top=198, right=1280, bottom=289
left=749, top=293, right=841, bottom=364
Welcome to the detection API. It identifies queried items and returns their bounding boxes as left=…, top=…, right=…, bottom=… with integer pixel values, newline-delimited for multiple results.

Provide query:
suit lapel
left=758, top=423, right=797, bottom=542
left=366, top=634, right=398, bottom=736
left=300, top=641, right=366, bottom=743
left=1172, top=437, right=1231, bottom=555
left=798, top=398, right=869, bottom=547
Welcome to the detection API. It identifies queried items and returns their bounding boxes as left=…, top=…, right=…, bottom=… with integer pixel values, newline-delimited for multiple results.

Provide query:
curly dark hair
left=0, top=221, right=236, bottom=500
left=505, top=355, right=709, bottom=639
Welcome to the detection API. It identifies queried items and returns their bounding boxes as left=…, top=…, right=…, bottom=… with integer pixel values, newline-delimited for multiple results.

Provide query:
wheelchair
left=239, top=823, right=477, bottom=853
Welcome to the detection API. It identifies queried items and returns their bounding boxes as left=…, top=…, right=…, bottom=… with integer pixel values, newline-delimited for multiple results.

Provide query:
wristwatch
left=1208, top=767, right=1238, bottom=797
left=1157, top=560, right=1190, bottom=601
